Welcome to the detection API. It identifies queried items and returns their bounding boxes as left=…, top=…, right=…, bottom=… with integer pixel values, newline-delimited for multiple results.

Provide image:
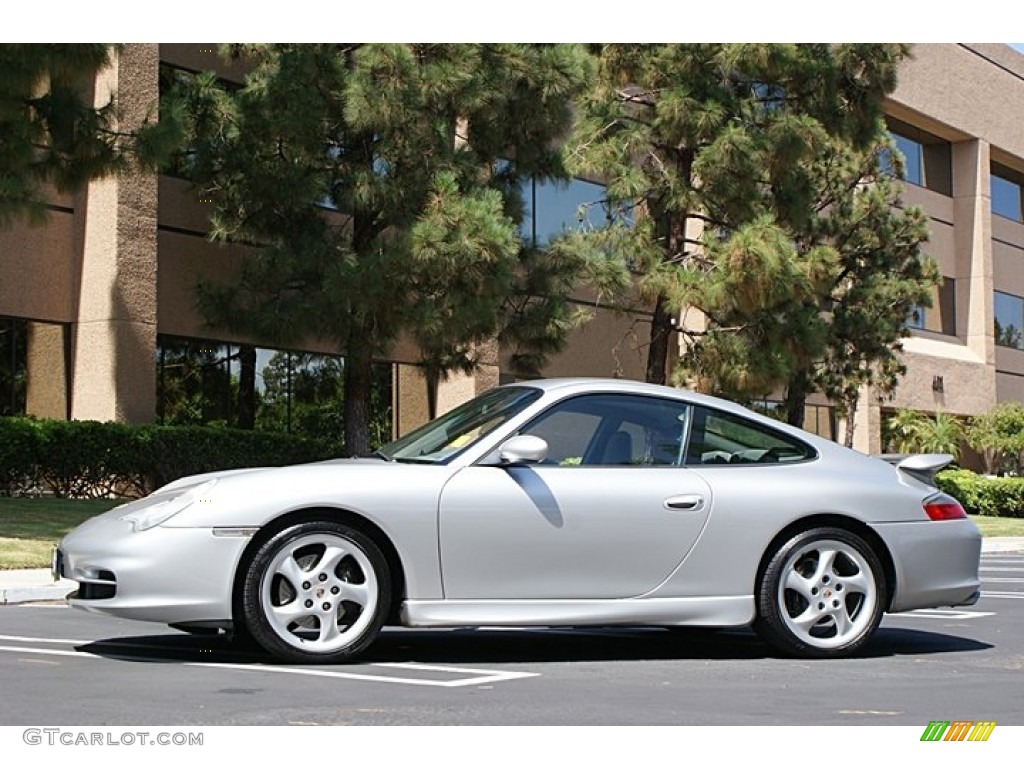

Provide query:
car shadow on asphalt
left=73, top=625, right=992, bottom=666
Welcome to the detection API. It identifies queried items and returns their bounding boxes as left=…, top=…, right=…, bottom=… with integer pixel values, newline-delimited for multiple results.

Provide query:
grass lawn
left=0, top=497, right=120, bottom=570
left=0, top=498, right=1022, bottom=571
left=970, top=514, right=1024, bottom=538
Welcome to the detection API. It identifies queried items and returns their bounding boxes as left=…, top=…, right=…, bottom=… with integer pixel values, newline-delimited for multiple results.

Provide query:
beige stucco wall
left=996, top=371, right=1024, bottom=403
left=521, top=303, right=652, bottom=382
left=69, top=44, right=159, bottom=423
left=159, top=44, right=250, bottom=83
left=892, top=45, right=1024, bottom=157
left=24, top=322, right=67, bottom=420
left=0, top=210, right=77, bottom=323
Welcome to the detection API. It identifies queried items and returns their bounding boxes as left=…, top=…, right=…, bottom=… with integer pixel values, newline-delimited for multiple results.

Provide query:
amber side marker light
left=923, top=493, right=968, bottom=521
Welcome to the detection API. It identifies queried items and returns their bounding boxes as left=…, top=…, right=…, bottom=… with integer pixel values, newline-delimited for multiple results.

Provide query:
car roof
left=507, top=377, right=861, bottom=463
left=510, top=377, right=758, bottom=419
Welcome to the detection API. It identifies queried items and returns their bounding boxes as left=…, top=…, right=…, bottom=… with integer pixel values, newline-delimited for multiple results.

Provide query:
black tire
left=240, top=520, right=390, bottom=664
left=755, top=527, right=885, bottom=658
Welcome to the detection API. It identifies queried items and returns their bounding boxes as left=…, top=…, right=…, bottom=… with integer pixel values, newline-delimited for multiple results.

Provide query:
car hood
left=156, top=457, right=394, bottom=494
left=154, top=457, right=457, bottom=530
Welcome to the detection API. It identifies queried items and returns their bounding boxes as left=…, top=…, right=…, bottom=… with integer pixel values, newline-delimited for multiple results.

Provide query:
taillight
left=923, top=493, right=967, bottom=521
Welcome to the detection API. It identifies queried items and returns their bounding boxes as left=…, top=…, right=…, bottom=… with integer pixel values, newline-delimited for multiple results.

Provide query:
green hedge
left=935, top=468, right=1024, bottom=519
left=0, top=417, right=343, bottom=498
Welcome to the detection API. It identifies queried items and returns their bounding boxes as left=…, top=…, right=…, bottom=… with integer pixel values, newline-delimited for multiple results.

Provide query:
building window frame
left=994, top=290, right=1024, bottom=350
left=883, top=117, right=953, bottom=196
left=908, top=277, right=957, bottom=337
left=991, top=162, right=1024, bottom=223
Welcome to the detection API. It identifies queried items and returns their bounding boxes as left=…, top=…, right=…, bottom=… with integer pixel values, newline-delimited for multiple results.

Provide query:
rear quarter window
left=685, top=406, right=816, bottom=466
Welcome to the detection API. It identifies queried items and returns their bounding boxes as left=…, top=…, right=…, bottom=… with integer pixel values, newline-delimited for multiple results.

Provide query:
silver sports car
left=55, top=378, right=982, bottom=662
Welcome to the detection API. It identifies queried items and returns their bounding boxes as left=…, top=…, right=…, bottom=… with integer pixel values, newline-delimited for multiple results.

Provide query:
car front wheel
left=755, top=527, right=885, bottom=658
left=241, top=521, right=390, bottom=664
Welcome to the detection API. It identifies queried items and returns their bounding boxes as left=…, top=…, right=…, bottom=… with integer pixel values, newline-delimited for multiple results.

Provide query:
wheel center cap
left=823, top=588, right=833, bottom=599
left=315, top=587, right=325, bottom=599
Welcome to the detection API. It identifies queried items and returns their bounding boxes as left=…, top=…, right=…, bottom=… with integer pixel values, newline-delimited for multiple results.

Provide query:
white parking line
left=0, top=634, right=538, bottom=688
left=981, top=577, right=1024, bottom=583
left=980, top=567, right=1024, bottom=572
left=0, top=634, right=89, bottom=645
left=981, top=591, right=1024, bottom=599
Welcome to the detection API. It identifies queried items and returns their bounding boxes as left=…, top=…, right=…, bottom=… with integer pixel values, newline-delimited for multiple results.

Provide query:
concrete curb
left=2, top=538, right=1023, bottom=605
left=980, top=537, right=1024, bottom=554
left=0, top=572, right=76, bottom=606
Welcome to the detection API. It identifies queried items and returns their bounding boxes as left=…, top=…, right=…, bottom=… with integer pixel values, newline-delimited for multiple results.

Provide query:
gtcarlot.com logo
left=23, top=729, right=203, bottom=747
left=920, top=721, right=997, bottom=742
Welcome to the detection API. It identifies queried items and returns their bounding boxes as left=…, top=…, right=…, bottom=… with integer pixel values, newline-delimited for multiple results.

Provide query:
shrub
left=936, top=468, right=1024, bottom=518
left=141, top=425, right=340, bottom=489
left=38, top=420, right=149, bottom=498
left=0, top=417, right=343, bottom=498
left=0, top=417, right=43, bottom=495
left=883, top=409, right=964, bottom=458
left=965, top=402, right=1024, bottom=475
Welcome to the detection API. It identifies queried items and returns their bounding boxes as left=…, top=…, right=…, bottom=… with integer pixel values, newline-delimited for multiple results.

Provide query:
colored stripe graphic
left=920, top=720, right=996, bottom=742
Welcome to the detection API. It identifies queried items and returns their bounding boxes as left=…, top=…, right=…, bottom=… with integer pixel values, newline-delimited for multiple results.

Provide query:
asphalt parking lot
left=0, top=552, right=1022, bottom=726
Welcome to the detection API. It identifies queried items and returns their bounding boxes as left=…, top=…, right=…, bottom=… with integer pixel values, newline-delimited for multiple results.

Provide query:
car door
left=437, top=393, right=713, bottom=600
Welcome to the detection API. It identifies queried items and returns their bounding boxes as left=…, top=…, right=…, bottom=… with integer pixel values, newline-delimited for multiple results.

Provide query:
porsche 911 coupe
left=55, top=378, right=982, bottom=662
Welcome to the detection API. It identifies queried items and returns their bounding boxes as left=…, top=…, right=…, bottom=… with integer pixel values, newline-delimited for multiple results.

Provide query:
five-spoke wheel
left=756, top=527, right=885, bottom=658
left=241, top=521, right=390, bottom=663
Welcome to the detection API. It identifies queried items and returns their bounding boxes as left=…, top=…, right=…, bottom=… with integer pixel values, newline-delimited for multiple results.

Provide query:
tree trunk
left=343, top=332, right=374, bottom=457
left=842, top=394, right=858, bottom=448
left=425, top=367, right=439, bottom=421
left=644, top=148, right=694, bottom=388
left=646, top=293, right=674, bottom=386
left=236, top=344, right=257, bottom=430
left=784, top=370, right=810, bottom=428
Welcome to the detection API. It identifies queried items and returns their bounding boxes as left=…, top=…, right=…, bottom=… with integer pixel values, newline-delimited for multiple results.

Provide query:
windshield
left=379, top=386, right=542, bottom=463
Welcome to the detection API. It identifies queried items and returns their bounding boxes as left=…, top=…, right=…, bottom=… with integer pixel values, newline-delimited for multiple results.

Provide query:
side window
left=686, top=407, right=815, bottom=466
left=519, top=394, right=692, bottom=467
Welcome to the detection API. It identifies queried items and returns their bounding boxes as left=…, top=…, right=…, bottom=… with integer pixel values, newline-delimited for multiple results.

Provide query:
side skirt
left=401, top=596, right=754, bottom=628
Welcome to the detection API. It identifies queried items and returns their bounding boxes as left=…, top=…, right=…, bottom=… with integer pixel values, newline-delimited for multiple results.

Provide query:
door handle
left=664, top=494, right=704, bottom=511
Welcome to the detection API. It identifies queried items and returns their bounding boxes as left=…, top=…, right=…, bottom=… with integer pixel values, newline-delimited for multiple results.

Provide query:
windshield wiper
left=365, top=450, right=394, bottom=462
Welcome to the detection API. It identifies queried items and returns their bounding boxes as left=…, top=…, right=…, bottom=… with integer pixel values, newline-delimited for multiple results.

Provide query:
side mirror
left=498, top=435, right=548, bottom=465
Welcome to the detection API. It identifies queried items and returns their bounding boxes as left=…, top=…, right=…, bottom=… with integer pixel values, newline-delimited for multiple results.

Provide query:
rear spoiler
left=874, top=453, right=954, bottom=485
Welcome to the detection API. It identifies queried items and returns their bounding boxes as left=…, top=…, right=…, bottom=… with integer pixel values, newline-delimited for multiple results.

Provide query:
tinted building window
left=991, top=164, right=1023, bottom=222
left=908, top=277, right=956, bottom=337
left=883, top=118, right=952, bottom=196
left=0, top=317, right=26, bottom=417
left=521, top=177, right=611, bottom=247
left=994, top=291, right=1024, bottom=350
left=156, top=335, right=394, bottom=444
left=750, top=399, right=837, bottom=442
left=891, top=133, right=924, bottom=186
left=0, top=316, right=68, bottom=419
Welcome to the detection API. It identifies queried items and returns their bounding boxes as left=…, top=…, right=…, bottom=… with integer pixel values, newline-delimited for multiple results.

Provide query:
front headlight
left=119, top=479, right=217, bottom=532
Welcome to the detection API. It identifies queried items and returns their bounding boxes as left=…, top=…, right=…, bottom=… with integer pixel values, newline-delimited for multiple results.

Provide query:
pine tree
left=793, top=141, right=934, bottom=445
left=141, top=44, right=595, bottom=455
left=0, top=44, right=124, bottom=227
left=564, top=44, right=930, bottom=406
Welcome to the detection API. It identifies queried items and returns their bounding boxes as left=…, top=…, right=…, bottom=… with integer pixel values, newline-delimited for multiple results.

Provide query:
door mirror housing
left=498, top=435, right=548, bottom=465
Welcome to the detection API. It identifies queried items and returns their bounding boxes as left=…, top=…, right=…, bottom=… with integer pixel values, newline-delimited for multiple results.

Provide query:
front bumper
left=58, top=513, right=253, bottom=625
left=873, top=519, right=982, bottom=613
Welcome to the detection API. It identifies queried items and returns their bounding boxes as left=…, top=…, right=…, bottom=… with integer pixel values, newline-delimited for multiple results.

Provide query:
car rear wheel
left=755, top=527, right=885, bottom=658
left=241, top=521, right=390, bottom=664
